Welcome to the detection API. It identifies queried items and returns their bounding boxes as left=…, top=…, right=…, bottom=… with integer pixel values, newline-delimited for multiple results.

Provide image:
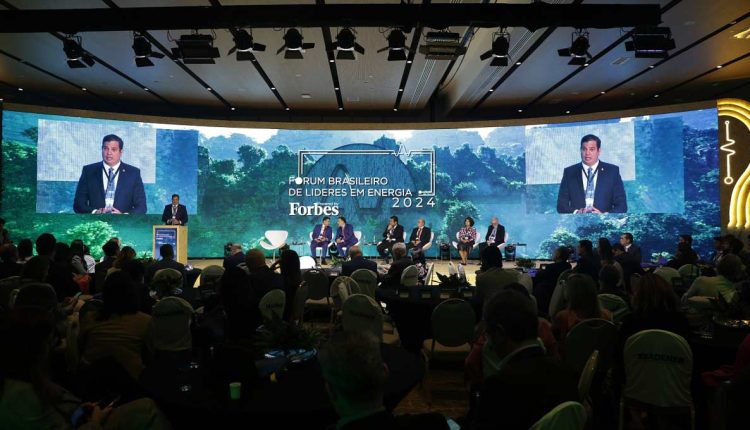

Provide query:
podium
left=153, top=225, right=188, bottom=264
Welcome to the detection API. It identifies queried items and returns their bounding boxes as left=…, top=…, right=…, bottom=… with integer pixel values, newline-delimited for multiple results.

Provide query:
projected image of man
left=556, top=134, right=627, bottom=214
left=73, top=134, right=147, bottom=214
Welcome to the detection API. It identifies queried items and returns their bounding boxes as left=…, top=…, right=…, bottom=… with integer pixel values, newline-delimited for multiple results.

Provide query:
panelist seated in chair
left=478, top=216, right=506, bottom=255
left=377, top=215, right=404, bottom=263
left=408, top=218, right=431, bottom=265
left=310, top=216, right=333, bottom=265
left=161, top=194, right=188, bottom=225
left=335, top=216, right=357, bottom=258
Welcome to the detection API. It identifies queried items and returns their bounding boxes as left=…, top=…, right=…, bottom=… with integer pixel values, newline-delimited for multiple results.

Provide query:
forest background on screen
left=1, top=108, right=719, bottom=260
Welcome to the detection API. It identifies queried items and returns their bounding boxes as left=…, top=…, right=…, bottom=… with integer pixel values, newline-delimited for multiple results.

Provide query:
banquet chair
left=259, top=230, right=288, bottom=260
left=654, top=267, right=681, bottom=288
left=350, top=268, right=378, bottom=298
left=151, top=296, right=194, bottom=352
left=330, top=276, right=360, bottom=325
left=198, top=265, right=224, bottom=295
left=342, top=294, right=384, bottom=341
left=578, top=350, right=599, bottom=421
left=529, top=401, right=587, bottom=430
left=14, top=282, right=57, bottom=312
left=619, top=329, right=694, bottom=430
left=302, top=269, right=332, bottom=326
left=548, top=269, right=574, bottom=317
left=678, top=264, right=701, bottom=289
left=598, top=294, right=630, bottom=323
left=564, top=318, right=617, bottom=374
left=517, top=272, right=533, bottom=294
left=258, top=289, right=286, bottom=324
left=400, top=265, right=419, bottom=288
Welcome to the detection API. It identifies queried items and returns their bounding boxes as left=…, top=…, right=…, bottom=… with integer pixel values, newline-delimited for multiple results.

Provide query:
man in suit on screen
left=73, top=134, right=147, bottom=214
left=161, top=194, right=188, bottom=225
left=556, top=134, right=627, bottom=214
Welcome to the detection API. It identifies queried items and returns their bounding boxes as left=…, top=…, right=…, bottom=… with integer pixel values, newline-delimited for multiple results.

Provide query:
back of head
left=70, top=240, right=85, bottom=259
left=52, top=243, right=72, bottom=265
left=480, top=245, right=503, bottom=268
left=717, top=253, right=745, bottom=282
left=597, top=238, right=613, bottom=261
left=17, top=239, right=33, bottom=259
left=631, top=273, right=678, bottom=314
left=201, top=265, right=225, bottom=291
left=729, top=237, right=745, bottom=255
left=101, top=270, right=139, bottom=318
left=554, top=246, right=571, bottom=262
left=579, top=240, right=593, bottom=257
left=35, top=233, right=56, bottom=258
left=244, top=249, right=266, bottom=271
left=565, top=273, right=600, bottom=318
left=121, top=259, right=146, bottom=284
left=219, top=266, right=250, bottom=298
left=319, top=331, right=385, bottom=408
left=483, top=289, right=538, bottom=344
left=598, top=265, right=620, bottom=290
left=151, top=268, right=183, bottom=298
left=391, top=242, right=407, bottom=259
left=114, top=246, right=136, bottom=268
left=159, top=244, right=174, bottom=260
left=102, top=240, right=119, bottom=258
left=347, top=246, right=362, bottom=259
left=280, top=249, right=301, bottom=277
left=21, top=256, right=49, bottom=282
left=0, top=244, right=18, bottom=263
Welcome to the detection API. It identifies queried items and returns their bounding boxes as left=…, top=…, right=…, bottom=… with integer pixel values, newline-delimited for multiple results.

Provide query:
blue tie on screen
left=105, top=167, right=115, bottom=209
left=585, top=167, right=595, bottom=209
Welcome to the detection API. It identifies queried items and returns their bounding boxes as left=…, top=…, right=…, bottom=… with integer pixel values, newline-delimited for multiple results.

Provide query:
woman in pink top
left=457, top=217, right=478, bottom=266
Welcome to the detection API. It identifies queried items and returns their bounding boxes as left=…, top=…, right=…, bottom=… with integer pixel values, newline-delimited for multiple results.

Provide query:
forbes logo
left=289, top=202, right=340, bottom=216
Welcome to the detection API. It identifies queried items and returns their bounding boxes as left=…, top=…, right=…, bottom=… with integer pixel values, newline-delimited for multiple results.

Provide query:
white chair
left=497, top=231, right=510, bottom=252
left=259, top=289, right=286, bottom=324
left=299, top=255, right=317, bottom=270
left=452, top=231, right=480, bottom=252
left=420, top=231, right=435, bottom=255
left=530, top=401, right=587, bottom=430
left=678, top=264, right=701, bottom=287
left=619, top=329, right=694, bottom=430
left=598, top=293, right=630, bottom=323
left=448, top=262, right=458, bottom=276
left=260, top=230, right=288, bottom=260
left=517, top=272, right=533, bottom=294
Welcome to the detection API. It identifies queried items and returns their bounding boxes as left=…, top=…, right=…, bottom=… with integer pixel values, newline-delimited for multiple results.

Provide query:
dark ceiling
left=0, top=0, right=748, bottom=124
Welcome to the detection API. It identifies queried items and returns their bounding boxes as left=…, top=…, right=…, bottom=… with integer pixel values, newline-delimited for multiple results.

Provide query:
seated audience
left=121, top=259, right=153, bottom=315
left=319, top=331, right=449, bottom=430
left=0, top=244, right=21, bottom=279
left=533, top=247, right=572, bottom=314
left=574, top=239, right=601, bottom=282
left=46, top=243, right=81, bottom=301
left=94, top=240, right=120, bottom=293
left=79, top=271, right=152, bottom=380
left=222, top=243, right=245, bottom=269
left=470, top=290, right=578, bottom=429
left=381, top=243, right=412, bottom=288
left=341, top=245, right=377, bottom=277
left=35, top=233, right=56, bottom=260
left=552, top=273, right=612, bottom=343
left=245, top=249, right=284, bottom=299
left=598, top=264, right=628, bottom=301
left=108, top=246, right=136, bottom=277
left=666, top=236, right=699, bottom=269
left=475, top=246, right=517, bottom=303
left=683, top=253, right=743, bottom=303
left=0, top=307, right=171, bottom=429
left=612, top=243, right=644, bottom=292
left=16, top=238, right=33, bottom=264
left=70, top=239, right=88, bottom=275
left=82, top=245, right=96, bottom=274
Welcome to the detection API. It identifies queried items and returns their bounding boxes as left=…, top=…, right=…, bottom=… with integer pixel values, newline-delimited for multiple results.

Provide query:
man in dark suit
left=471, top=290, right=579, bottom=430
left=408, top=218, right=431, bottom=265
left=341, top=246, right=377, bottom=277
left=574, top=239, right=601, bottom=282
left=619, top=232, right=642, bottom=263
left=146, top=244, right=186, bottom=289
left=223, top=243, right=245, bottom=269
left=478, top=216, right=506, bottom=255
left=73, top=134, right=147, bottom=214
left=161, top=194, right=188, bottom=225
left=382, top=243, right=413, bottom=288
left=245, top=248, right=284, bottom=300
left=335, top=216, right=357, bottom=258
left=376, top=216, right=404, bottom=263
left=310, top=216, right=333, bottom=265
left=557, top=134, right=627, bottom=214
left=613, top=243, right=645, bottom=291
left=93, top=240, right=119, bottom=293
left=532, top=246, right=572, bottom=314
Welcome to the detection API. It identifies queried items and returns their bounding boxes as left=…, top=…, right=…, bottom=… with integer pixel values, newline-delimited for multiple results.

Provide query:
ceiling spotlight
left=228, top=29, right=266, bottom=61
left=63, top=34, right=95, bottom=68
left=558, top=29, right=592, bottom=66
left=132, top=32, right=164, bottom=67
left=377, top=28, right=411, bottom=61
left=330, top=28, right=365, bottom=60
left=419, top=31, right=466, bottom=60
left=625, top=27, right=676, bottom=58
left=479, top=29, right=510, bottom=67
left=277, top=28, right=315, bottom=59
left=171, top=33, right=220, bottom=64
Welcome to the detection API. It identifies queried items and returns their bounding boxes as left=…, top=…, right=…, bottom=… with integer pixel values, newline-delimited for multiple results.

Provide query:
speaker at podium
left=153, top=225, right=188, bottom=264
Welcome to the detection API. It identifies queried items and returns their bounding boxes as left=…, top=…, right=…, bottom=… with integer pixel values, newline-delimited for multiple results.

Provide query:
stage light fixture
left=625, top=27, right=675, bottom=58
left=377, top=28, right=410, bottom=61
left=228, top=29, right=266, bottom=61
left=132, top=32, right=164, bottom=67
left=479, top=29, right=510, bottom=67
left=558, top=29, right=592, bottom=66
left=63, top=34, right=95, bottom=68
left=171, top=33, right=220, bottom=64
left=330, top=28, right=365, bottom=60
left=418, top=31, right=466, bottom=60
left=276, top=28, right=315, bottom=59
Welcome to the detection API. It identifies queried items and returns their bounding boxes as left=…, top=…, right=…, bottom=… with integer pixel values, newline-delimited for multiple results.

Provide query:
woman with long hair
left=552, top=273, right=612, bottom=342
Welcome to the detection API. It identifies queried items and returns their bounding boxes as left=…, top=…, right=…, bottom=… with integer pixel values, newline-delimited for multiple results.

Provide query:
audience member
left=475, top=246, right=517, bottom=303
left=319, top=331, right=449, bottom=430
left=619, top=232, right=642, bottom=262
left=16, top=238, right=33, bottom=264
left=0, top=244, right=21, bottom=279
left=245, top=249, right=284, bottom=300
left=94, top=240, right=120, bottom=293
left=79, top=271, right=152, bottom=380
left=382, top=243, right=412, bottom=288
left=20, top=256, right=49, bottom=284
left=341, top=245, right=377, bottom=277
left=574, top=239, right=601, bottom=282
left=683, top=253, right=744, bottom=303
left=612, top=243, right=644, bottom=291
left=666, top=241, right=700, bottom=269
left=532, top=246, right=571, bottom=314
left=471, top=290, right=578, bottom=429
left=70, top=239, right=88, bottom=275
left=35, top=233, right=57, bottom=259
left=46, top=243, right=81, bottom=301
left=146, top=244, right=186, bottom=289
left=222, top=243, right=245, bottom=269
left=596, top=237, right=614, bottom=265
left=109, top=246, right=136, bottom=276
left=552, top=273, right=612, bottom=342
left=121, top=259, right=153, bottom=314
left=598, top=264, right=628, bottom=301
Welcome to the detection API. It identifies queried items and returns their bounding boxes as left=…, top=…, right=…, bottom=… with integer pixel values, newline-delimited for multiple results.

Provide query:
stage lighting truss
left=228, top=28, right=266, bottom=61
left=479, top=28, right=510, bottom=67
left=132, top=32, right=165, bottom=67
left=376, top=28, right=410, bottom=61
left=170, top=31, right=221, bottom=64
left=63, top=34, right=95, bottom=68
left=625, top=27, right=676, bottom=58
left=330, top=27, right=365, bottom=60
left=558, top=29, right=592, bottom=66
left=276, top=28, right=315, bottom=59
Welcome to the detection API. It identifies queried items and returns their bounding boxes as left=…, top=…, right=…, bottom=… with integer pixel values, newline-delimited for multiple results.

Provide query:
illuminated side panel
left=718, top=99, right=750, bottom=229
